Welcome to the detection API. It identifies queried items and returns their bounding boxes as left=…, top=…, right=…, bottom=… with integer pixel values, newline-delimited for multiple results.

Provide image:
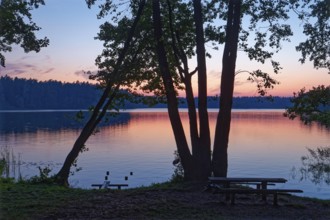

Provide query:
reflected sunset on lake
left=0, top=110, right=329, bottom=199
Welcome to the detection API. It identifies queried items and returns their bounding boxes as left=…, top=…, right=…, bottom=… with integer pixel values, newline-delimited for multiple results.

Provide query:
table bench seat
left=208, top=177, right=303, bottom=205
left=91, top=183, right=128, bottom=190
left=209, top=182, right=276, bottom=189
left=208, top=177, right=287, bottom=184
left=214, top=188, right=303, bottom=205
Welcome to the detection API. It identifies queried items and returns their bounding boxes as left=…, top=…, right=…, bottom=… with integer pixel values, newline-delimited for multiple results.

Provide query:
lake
left=0, top=109, right=329, bottom=199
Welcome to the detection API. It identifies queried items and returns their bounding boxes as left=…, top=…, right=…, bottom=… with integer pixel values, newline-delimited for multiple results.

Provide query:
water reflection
left=292, top=147, right=330, bottom=185
left=1, top=110, right=330, bottom=199
left=0, top=111, right=131, bottom=134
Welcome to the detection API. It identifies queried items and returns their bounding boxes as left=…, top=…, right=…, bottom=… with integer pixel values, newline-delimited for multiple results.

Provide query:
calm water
left=0, top=109, right=329, bottom=199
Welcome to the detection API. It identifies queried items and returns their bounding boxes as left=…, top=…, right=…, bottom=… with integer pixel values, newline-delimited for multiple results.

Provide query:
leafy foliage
left=300, top=147, right=330, bottom=185
left=26, top=165, right=55, bottom=184
left=85, top=0, right=329, bottom=180
left=284, top=85, right=330, bottom=127
left=236, top=69, right=280, bottom=97
left=293, top=0, right=330, bottom=73
left=88, top=1, right=199, bottom=99
left=239, top=0, right=294, bottom=70
left=0, top=157, right=6, bottom=176
left=170, top=150, right=184, bottom=183
left=54, top=0, right=148, bottom=186
left=0, top=0, right=49, bottom=67
left=88, top=0, right=329, bottom=102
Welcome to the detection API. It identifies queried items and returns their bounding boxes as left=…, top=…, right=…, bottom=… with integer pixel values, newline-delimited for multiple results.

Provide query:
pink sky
left=0, top=0, right=329, bottom=97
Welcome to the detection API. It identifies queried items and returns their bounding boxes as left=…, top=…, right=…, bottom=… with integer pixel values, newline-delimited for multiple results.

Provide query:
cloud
left=234, top=72, right=254, bottom=86
left=233, top=91, right=244, bottom=96
left=0, top=60, right=54, bottom=77
left=208, top=69, right=252, bottom=95
left=74, top=69, right=97, bottom=80
left=209, top=87, right=219, bottom=96
left=0, top=62, right=36, bottom=76
left=208, top=69, right=221, bottom=78
left=43, top=55, right=51, bottom=62
left=42, top=68, right=55, bottom=74
left=19, top=56, right=30, bottom=61
left=234, top=79, right=248, bottom=86
left=0, top=54, right=55, bottom=77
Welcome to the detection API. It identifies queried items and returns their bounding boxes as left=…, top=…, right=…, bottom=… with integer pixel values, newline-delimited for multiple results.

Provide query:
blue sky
left=1, top=0, right=329, bottom=96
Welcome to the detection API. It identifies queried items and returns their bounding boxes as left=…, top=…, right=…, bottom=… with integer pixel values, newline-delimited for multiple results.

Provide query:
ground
left=36, top=182, right=330, bottom=220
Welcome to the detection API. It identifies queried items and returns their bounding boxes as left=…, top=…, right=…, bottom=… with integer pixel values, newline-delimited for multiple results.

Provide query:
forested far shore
left=0, top=76, right=292, bottom=110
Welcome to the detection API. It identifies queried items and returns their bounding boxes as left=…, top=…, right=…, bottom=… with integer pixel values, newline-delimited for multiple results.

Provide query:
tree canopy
left=55, top=0, right=330, bottom=184
left=295, top=0, right=330, bottom=73
left=285, top=85, right=330, bottom=127
left=84, top=0, right=330, bottom=180
left=0, top=0, right=49, bottom=67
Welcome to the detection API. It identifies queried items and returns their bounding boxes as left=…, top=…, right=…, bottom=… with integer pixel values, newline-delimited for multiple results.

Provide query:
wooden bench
left=236, top=182, right=275, bottom=189
left=209, top=182, right=275, bottom=190
left=208, top=177, right=288, bottom=201
left=91, top=182, right=128, bottom=190
left=208, top=177, right=287, bottom=188
left=208, top=177, right=303, bottom=205
left=214, top=188, right=303, bottom=206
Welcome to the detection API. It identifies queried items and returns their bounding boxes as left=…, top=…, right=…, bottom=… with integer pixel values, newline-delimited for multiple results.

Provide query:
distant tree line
left=0, top=111, right=131, bottom=134
left=0, top=76, right=101, bottom=110
left=0, top=76, right=292, bottom=110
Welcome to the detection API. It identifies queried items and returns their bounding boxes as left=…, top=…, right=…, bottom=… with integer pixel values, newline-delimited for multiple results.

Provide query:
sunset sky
left=0, top=0, right=329, bottom=97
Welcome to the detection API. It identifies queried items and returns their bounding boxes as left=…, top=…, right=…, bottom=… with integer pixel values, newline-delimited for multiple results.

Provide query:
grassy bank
left=1, top=178, right=330, bottom=219
left=0, top=178, right=99, bottom=219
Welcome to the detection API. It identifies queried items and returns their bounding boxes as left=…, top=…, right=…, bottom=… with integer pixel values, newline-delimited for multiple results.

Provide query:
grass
left=1, top=178, right=330, bottom=219
left=0, top=178, right=100, bottom=219
left=0, top=179, right=200, bottom=219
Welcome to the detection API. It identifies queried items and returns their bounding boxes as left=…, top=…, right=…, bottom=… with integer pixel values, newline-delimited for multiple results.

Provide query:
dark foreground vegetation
left=1, top=179, right=329, bottom=220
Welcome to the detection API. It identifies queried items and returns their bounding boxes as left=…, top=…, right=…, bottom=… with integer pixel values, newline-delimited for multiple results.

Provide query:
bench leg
left=273, top=193, right=278, bottom=206
left=231, top=193, right=236, bottom=205
left=224, top=183, right=230, bottom=201
left=225, top=193, right=230, bottom=201
left=261, top=182, right=267, bottom=201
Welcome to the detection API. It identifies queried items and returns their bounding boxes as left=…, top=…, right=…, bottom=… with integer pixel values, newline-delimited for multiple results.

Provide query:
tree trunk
left=212, top=0, right=242, bottom=177
left=55, top=1, right=146, bottom=186
left=55, top=88, right=118, bottom=185
left=154, top=0, right=212, bottom=181
left=192, top=0, right=211, bottom=180
left=152, top=0, right=195, bottom=180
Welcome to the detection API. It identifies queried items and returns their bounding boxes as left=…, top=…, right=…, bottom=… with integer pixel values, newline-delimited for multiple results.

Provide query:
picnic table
left=208, top=177, right=287, bottom=189
left=208, top=177, right=303, bottom=205
left=91, top=181, right=128, bottom=190
left=91, top=171, right=132, bottom=190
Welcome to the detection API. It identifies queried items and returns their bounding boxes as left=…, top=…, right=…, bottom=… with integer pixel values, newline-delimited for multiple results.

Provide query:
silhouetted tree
left=54, top=0, right=146, bottom=186
left=0, top=0, right=49, bottom=67
left=83, top=0, right=329, bottom=181
left=285, top=85, right=330, bottom=127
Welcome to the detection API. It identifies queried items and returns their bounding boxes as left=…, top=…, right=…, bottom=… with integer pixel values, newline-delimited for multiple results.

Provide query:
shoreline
left=1, top=180, right=329, bottom=219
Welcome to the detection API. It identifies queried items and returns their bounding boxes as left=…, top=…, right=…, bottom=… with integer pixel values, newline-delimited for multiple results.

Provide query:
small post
left=130, top=172, right=133, bottom=176
left=125, top=176, right=128, bottom=181
left=231, top=193, right=236, bottom=205
left=261, top=181, right=267, bottom=201
left=273, top=193, right=278, bottom=206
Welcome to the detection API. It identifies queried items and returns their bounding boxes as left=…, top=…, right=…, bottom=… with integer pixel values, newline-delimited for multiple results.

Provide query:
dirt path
left=41, top=184, right=330, bottom=219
